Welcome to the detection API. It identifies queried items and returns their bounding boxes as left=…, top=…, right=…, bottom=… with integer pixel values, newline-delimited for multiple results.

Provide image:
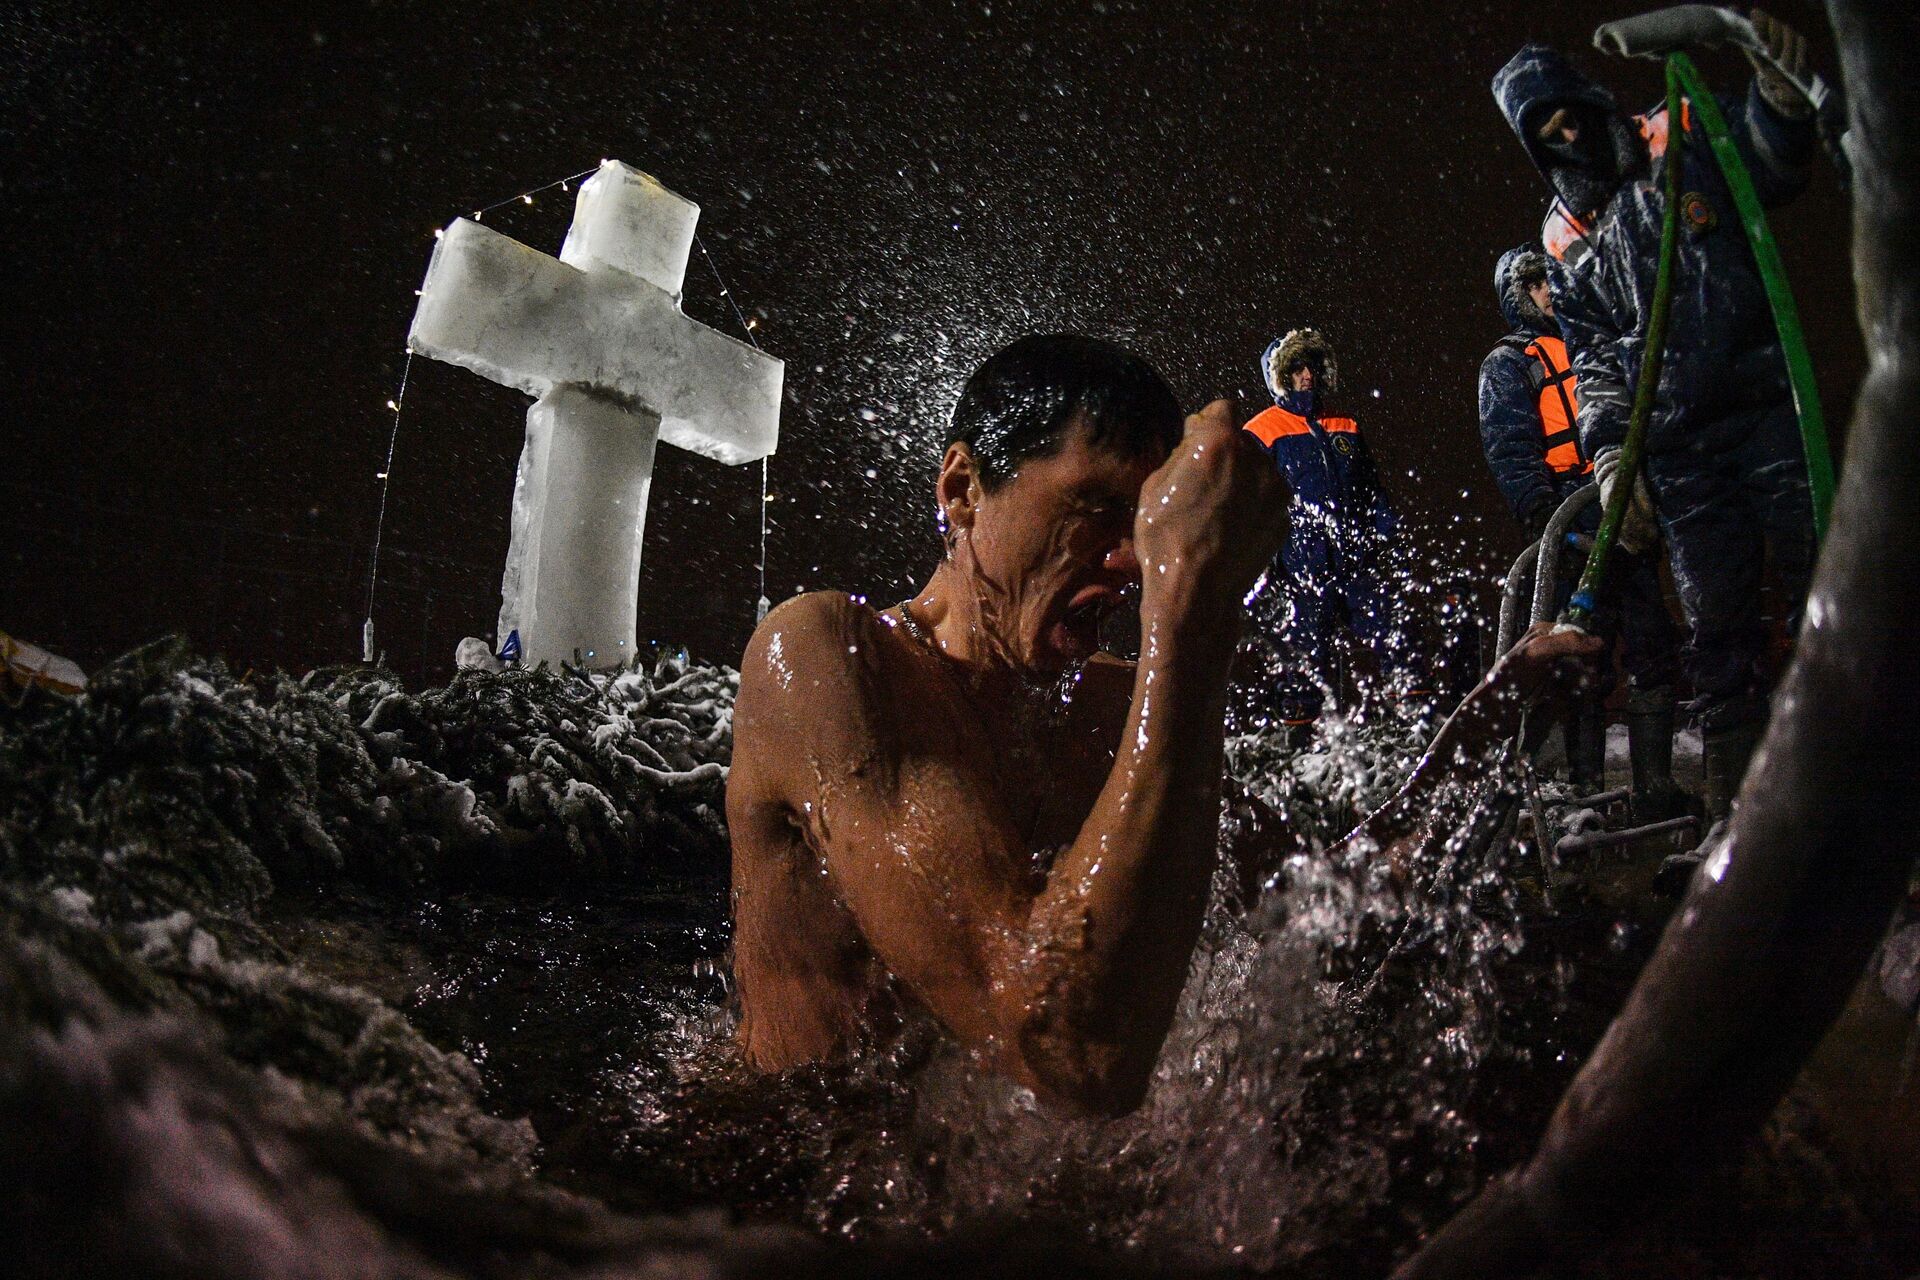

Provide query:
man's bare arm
left=1340, top=623, right=1604, bottom=868
left=1015, top=583, right=1245, bottom=1110
left=730, top=592, right=1036, bottom=1059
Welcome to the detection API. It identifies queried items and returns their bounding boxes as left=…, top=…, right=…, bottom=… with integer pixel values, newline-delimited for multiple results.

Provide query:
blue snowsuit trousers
left=1265, top=561, right=1419, bottom=723
left=1648, top=401, right=1814, bottom=728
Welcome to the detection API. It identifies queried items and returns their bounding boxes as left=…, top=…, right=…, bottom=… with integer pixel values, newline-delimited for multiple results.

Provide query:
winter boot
left=1701, top=719, right=1763, bottom=823
left=1567, top=702, right=1608, bottom=795
left=1625, top=685, right=1688, bottom=823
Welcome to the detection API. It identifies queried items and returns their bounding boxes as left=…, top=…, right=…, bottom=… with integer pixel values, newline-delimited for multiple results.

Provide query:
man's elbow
left=988, top=958, right=1175, bottom=1116
left=1011, top=1025, right=1158, bottom=1118
left=1025, top=1056, right=1154, bottom=1118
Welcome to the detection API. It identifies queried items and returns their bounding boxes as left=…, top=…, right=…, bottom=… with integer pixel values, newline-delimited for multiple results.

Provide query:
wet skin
left=728, top=402, right=1600, bottom=1116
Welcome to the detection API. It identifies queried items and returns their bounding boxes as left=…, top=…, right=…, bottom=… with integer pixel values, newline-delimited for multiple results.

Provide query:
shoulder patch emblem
left=1332, top=434, right=1356, bottom=455
left=1681, top=191, right=1717, bottom=233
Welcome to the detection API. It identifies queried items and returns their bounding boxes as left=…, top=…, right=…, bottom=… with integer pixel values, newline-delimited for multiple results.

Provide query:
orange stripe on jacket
left=1243, top=406, right=1358, bottom=448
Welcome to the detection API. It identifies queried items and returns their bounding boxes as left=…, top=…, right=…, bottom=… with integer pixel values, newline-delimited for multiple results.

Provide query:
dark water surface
left=272, top=876, right=743, bottom=1213
left=271, top=840, right=1920, bottom=1277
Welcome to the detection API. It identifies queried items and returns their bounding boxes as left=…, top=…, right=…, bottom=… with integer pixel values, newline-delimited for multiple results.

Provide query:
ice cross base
left=408, top=160, right=781, bottom=669
left=502, top=388, right=660, bottom=667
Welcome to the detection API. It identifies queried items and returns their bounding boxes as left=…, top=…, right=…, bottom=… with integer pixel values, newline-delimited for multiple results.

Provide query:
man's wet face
left=1287, top=362, right=1317, bottom=393
left=967, top=416, right=1161, bottom=673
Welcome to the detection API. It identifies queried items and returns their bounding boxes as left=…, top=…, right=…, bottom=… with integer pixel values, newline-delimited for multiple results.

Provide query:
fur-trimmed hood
left=1261, top=328, right=1339, bottom=402
left=1495, top=246, right=1552, bottom=334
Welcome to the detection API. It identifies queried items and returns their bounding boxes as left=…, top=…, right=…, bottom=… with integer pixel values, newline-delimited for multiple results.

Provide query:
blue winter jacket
left=1478, top=247, right=1588, bottom=530
left=1491, top=44, right=1814, bottom=457
left=1245, top=387, right=1402, bottom=580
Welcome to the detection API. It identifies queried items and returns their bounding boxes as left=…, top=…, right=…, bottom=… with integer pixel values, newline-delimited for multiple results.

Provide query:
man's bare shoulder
left=732, top=594, right=896, bottom=820
left=739, top=591, right=896, bottom=695
left=734, top=591, right=914, bottom=755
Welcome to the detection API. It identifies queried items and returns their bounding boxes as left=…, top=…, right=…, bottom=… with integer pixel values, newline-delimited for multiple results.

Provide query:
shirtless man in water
left=728, top=335, right=1597, bottom=1115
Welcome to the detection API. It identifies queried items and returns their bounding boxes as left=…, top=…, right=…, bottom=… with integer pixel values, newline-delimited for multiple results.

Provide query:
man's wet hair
left=946, top=334, right=1184, bottom=489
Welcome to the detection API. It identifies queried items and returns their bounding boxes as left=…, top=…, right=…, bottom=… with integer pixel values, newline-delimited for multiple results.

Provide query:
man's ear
left=936, top=442, right=984, bottom=535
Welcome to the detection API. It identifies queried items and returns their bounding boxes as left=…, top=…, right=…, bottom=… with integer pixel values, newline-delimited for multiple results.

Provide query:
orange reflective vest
left=1526, top=335, right=1588, bottom=475
left=1498, top=333, right=1589, bottom=475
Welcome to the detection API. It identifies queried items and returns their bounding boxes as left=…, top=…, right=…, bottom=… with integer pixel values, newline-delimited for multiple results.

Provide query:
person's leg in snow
left=1275, top=576, right=1336, bottom=743
left=1614, top=547, right=1688, bottom=820
left=1649, top=415, right=1806, bottom=821
left=1342, top=560, right=1434, bottom=730
left=1742, top=402, right=1817, bottom=652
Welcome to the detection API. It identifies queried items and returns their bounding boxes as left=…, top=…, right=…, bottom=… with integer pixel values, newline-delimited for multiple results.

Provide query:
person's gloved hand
left=1521, top=501, right=1553, bottom=546
left=1748, top=8, right=1814, bottom=121
left=1593, top=447, right=1659, bottom=555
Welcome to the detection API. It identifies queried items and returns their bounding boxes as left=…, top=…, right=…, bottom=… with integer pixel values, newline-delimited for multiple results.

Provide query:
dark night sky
left=2, top=1, right=1858, bottom=683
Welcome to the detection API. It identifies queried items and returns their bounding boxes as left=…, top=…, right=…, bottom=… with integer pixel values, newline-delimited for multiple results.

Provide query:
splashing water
left=1, top=637, right=1909, bottom=1278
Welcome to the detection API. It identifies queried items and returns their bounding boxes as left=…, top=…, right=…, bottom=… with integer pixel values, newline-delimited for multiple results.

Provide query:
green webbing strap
left=1667, top=51, right=1835, bottom=540
left=1566, top=58, right=1685, bottom=631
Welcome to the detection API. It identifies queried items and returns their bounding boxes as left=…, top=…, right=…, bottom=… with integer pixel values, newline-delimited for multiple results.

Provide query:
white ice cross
left=407, top=159, right=782, bottom=669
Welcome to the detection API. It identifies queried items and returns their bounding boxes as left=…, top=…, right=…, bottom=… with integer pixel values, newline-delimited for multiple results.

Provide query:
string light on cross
left=407, top=159, right=782, bottom=669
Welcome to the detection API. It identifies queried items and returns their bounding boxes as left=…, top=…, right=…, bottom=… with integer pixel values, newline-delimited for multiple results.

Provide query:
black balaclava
left=1537, top=102, right=1625, bottom=219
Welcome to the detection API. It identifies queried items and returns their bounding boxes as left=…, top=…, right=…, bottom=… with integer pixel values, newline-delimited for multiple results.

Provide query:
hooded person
left=1480, top=248, right=1590, bottom=540
left=1490, top=13, right=1819, bottom=821
left=1243, top=328, right=1429, bottom=734
left=1479, top=247, right=1685, bottom=814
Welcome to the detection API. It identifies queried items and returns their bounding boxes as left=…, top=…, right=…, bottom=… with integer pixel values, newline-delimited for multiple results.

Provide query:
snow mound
left=1, top=636, right=737, bottom=915
left=0, top=635, right=740, bottom=1192
left=0, top=634, right=785, bottom=1277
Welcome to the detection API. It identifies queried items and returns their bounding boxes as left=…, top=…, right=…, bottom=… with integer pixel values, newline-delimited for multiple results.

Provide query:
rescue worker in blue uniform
left=1492, top=10, right=1818, bottom=820
left=1479, top=246, right=1684, bottom=816
left=1244, top=328, right=1427, bottom=735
